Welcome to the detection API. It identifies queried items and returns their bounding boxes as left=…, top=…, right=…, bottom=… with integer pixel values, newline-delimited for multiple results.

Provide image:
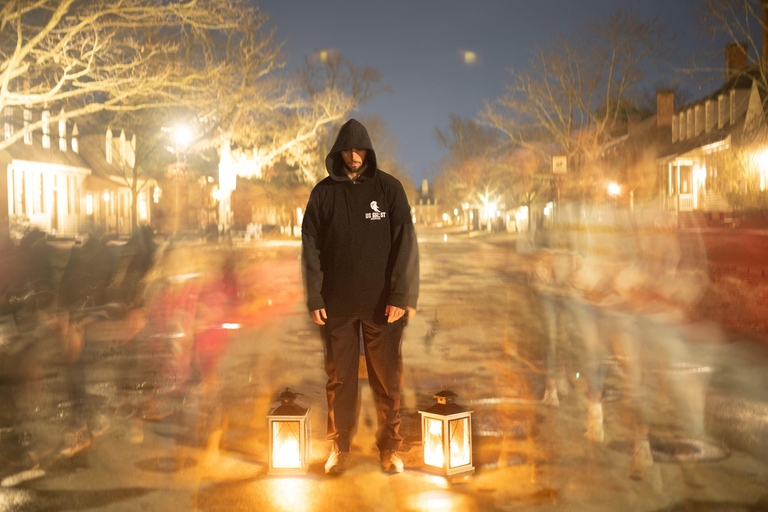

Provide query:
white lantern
left=267, top=388, right=310, bottom=475
left=419, top=389, right=474, bottom=476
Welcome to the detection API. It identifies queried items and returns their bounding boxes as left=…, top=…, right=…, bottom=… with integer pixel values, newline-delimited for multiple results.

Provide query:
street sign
left=552, top=156, right=567, bottom=175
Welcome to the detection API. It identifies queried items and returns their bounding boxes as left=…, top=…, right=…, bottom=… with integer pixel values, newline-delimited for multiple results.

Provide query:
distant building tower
left=413, top=177, right=439, bottom=225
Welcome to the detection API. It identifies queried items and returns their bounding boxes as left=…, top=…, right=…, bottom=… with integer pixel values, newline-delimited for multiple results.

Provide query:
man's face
left=341, top=148, right=367, bottom=171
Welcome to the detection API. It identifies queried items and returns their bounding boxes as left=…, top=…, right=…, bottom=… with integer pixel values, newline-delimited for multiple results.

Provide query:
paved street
left=2, top=227, right=768, bottom=511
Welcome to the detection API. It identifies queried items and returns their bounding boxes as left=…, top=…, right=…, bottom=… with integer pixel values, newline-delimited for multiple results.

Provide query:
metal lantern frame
left=419, top=389, right=475, bottom=476
left=267, top=388, right=310, bottom=475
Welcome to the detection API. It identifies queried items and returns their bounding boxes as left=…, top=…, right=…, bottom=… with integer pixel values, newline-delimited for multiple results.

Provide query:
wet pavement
left=2, top=227, right=768, bottom=511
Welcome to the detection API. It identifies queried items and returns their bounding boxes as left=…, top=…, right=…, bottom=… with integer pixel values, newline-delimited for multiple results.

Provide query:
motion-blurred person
left=612, top=207, right=712, bottom=479
left=119, top=224, right=157, bottom=306
left=56, top=229, right=117, bottom=456
left=0, top=230, right=42, bottom=482
left=302, top=119, right=419, bottom=475
left=15, top=228, right=55, bottom=324
left=528, top=225, right=576, bottom=407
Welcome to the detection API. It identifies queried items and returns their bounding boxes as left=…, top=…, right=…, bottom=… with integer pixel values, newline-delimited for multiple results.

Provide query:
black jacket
left=301, top=119, right=419, bottom=317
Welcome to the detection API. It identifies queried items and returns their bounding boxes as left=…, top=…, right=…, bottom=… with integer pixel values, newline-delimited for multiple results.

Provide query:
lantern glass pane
left=449, top=418, right=470, bottom=468
left=424, top=418, right=444, bottom=468
left=272, top=421, right=302, bottom=469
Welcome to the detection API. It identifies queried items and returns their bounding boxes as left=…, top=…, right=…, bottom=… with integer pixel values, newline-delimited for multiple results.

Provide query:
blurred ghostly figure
left=526, top=224, right=575, bottom=406
left=56, top=229, right=117, bottom=456
left=120, top=225, right=157, bottom=307
left=0, top=228, right=56, bottom=479
left=59, top=229, right=116, bottom=311
left=611, top=206, right=711, bottom=479
left=16, top=228, right=55, bottom=320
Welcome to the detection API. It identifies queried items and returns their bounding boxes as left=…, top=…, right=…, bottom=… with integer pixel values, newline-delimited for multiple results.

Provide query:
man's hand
left=385, top=305, right=405, bottom=323
left=310, top=308, right=327, bottom=325
left=406, top=307, right=417, bottom=320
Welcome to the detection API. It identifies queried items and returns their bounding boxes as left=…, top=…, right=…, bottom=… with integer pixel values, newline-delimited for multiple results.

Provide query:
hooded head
left=325, top=119, right=378, bottom=181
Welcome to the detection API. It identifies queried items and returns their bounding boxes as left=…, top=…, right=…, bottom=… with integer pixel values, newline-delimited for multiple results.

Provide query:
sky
left=259, top=0, right=716, bottom=185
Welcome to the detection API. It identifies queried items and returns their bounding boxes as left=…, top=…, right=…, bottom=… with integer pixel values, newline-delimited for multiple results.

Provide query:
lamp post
left=172, top=125, right=192, bottom=238
left=607, top=182, right=621, bottom=209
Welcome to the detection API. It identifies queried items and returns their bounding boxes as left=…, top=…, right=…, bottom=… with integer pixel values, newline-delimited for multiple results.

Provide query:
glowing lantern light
left=419, top=390, right=474, bottom=476
left=267, top=388, right=310, bottom=475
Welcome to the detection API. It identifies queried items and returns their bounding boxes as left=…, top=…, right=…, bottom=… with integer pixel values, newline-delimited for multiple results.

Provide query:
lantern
left=419, top=389, right=474, bottom=476
left=267, top=388, right=310, bottom=475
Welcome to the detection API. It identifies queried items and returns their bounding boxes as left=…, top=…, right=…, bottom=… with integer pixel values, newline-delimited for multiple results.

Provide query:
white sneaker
left=585, top=402, right=604, bottom=442
left=324, top=451, right=350, bottom=475
left=380, top=450, right=404, bottom=473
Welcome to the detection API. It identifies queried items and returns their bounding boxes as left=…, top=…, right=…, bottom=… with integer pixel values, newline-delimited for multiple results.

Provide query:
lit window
left=139, top=197, right=147, bottom=219
left=86, top=193, right=93, bottom=215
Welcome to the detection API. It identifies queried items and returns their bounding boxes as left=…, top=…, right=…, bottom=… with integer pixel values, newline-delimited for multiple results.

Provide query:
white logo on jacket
left=366, top=201, right=386, bottom=220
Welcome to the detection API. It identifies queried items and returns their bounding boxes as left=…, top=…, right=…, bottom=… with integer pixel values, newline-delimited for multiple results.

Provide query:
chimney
left=657, top=90, right=674, bottom=127
left=725, top=42, right=749, bottom=80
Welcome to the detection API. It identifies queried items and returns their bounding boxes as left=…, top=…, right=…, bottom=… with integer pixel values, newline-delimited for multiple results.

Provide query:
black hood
left=325, top=118, right=378, bottom=181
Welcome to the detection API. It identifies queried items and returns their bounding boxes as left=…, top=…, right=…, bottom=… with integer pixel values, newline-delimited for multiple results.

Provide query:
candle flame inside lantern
left=449, top=418, right=470, bottom=468
left=272, top=421, right=301, bottom=469
left=424, top=418, right=444, bottom=468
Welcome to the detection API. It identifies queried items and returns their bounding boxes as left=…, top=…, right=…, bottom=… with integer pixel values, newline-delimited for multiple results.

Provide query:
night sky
left=260, top=0, right=718, bottom=185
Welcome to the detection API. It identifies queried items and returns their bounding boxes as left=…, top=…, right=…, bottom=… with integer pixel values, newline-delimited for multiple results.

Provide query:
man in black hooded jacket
left=302, top=118, right=419, bottom=475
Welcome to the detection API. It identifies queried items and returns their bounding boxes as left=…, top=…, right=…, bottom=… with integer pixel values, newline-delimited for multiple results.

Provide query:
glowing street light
left=419, top=390, right=474, bottom=476
left=267, top=388, right=310, bottom=475
left=174, top=125, right=192, bottom=148
left=607, top=182, right=621, bottom=197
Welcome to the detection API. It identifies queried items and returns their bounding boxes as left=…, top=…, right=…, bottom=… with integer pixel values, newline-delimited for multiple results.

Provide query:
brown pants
left=322, top=315, right=404, bottom=453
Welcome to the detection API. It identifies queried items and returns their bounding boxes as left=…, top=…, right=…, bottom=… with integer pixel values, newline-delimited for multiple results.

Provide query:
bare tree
left=0, top=0, right=285, bottom=230
left=0, top=0, right=281, bottom=152
left=231, top=52, right=389, bottom=184
left=433, top=116, right=515, bottom=214
left=480, top=9, right=669, bottom=192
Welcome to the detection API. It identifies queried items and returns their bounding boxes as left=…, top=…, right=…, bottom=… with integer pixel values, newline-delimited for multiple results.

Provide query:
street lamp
left=171, top=125, right=193, bottom=237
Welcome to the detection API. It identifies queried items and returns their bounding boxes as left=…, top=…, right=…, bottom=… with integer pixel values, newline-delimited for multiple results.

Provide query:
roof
left=76, top=122, right=138, bottom=183
left=676, top=69, right=756, bottom=113
left=0, top=131, right=90, bottom=171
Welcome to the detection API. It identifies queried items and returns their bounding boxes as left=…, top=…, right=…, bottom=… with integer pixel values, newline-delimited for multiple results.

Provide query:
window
left=86, top=193, right=93, bottom=215
left=39, top=174, right=44, bottom=214
left=139, top=196, right=148, bottom=220
left=67, top=176, right=73, bottom=214
left=9, top=168, right=15, bottom=215
left=23, top=109, right=31, bottom=145
left=20, top=171, right=26, bottom=215
left=730, top=90, right=736, bottom=125
left=42, top=110, right=50, bottom=149
left=718, top=94, right=726, bottom=129
left=695, top=105, right=703, bottom=135
left=672, top=114, right=678, bottom=142
left=106, top=129, right=112, bottom=163
left=687, top=110, right=694, bottom=138
left=74, top=179, right=80, bottom=214
left=706, top=100, right=715, bottom=132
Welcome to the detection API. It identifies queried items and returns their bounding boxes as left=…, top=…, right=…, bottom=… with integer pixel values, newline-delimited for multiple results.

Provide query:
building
left=1, top=106, right=155, bottom=238
left=413, top=178, right=439, bottom=225
left=657, top=42, right=768, bottom=226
